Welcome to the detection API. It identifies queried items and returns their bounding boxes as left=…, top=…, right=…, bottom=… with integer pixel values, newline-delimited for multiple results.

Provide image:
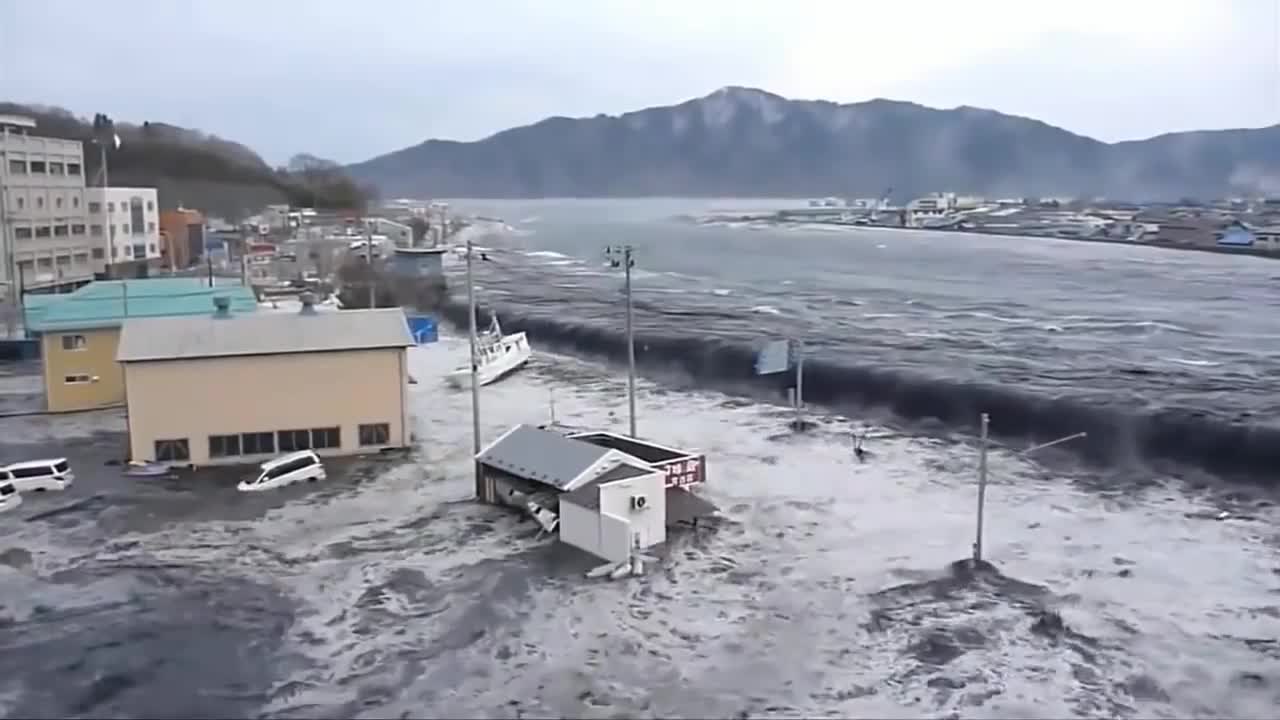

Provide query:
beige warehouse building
left=116, top=299, right=414, bottom=466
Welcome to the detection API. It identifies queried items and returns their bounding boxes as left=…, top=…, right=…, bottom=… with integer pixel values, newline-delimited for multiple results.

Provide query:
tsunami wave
left=437, top=299, right=1280, bottom=485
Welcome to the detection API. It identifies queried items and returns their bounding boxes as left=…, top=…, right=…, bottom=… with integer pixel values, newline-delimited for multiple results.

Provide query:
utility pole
left=793, top=339, right=805, bottom=431
left=971, top=415, right=1086, bottom=565
left=606, top=244, right=637, bottom=438
left=366, top=219, right=373, bottom=308
left=466, top=239, right=484, bottom=501
left=973, top=413, right=990, bottom=564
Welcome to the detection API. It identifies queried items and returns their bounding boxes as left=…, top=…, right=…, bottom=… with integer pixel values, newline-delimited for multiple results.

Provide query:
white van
left=0, top=481, right=21, bottom=513
left=238, top=450, right=326, bottom=492
left=2, top=458, right=74, bottom=492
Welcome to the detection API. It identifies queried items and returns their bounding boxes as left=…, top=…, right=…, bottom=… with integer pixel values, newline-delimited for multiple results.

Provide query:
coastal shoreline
left=706, top=216, right=1280, bottom=262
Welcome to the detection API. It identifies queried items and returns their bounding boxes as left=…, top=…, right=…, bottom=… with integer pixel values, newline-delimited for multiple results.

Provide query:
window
left=35, top=197, right=43, bottom=209
left=358, top=423, right=390, bottom=446
left=29, top=161, right=45, bottom=173
left=209, top=434, right=241, bottom=458
left=14, top=228, right=32, bottom=240
left=148, top=221, right=156, bottom=232
left=110, top=225, right=116, bottom=239
left=311, top=427, right=341, bottom=449
left=148, top=243, right=156, bottom=253
left=49, top=161, right=64, bottom=175
left=71, top=223, right=85, bottom=235
left=241, top=431, right=274, bottom=455
left=37, top=257, right=51, bottom=269
left=120, top=224, right=129, bottom=234
left=72, top=196, right=79, bottom=208
left=90, top=224, right=103, bottom=236
left=277, top=429, right=311, bottom=452
left=88, top=201, right=101, bottom=213
left=132, top=243, right=146, bottom=258
left=67, top=163, right=80, bottom=175
left=8, top=159, right=26, bottom=174
left=111, top=246, right=118, bottom=258
left=107, top=202, right=115, bottom=212
left=61, top=334, right=86, bottom=351
left=154, top=439, right=191, bottom=463
left=15, top=197, right=23, bottom=209
left=55, top=255, right=70, bottom=266
left=63, top=374, right=92, bottom=384
left=146, top=200, right=154, bottom=211
left=123, top=245, right=132, bottom=257
left=73, top=252, right=89, bottom=265
left=92, top=247, right=104, bottom=259
left=55, top=197, right=63, bottom=209
left=35, top=227, right=50, bottom=238
left=130, top=197, right=144, bottom=232
left=53, top=225, right=68, bottom=237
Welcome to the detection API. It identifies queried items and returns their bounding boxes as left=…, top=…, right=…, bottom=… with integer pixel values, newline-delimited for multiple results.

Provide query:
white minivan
left=2, top=458, right=74, bottom=492
left=238, top=450, right=326, bottom=492
left=0, top=481, right=22, bottom=513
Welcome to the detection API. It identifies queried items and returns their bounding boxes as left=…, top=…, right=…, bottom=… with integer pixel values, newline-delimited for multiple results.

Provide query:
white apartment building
left=86, top=186, right=162, bottom=270
left=0, top=114, right=96, bottom=293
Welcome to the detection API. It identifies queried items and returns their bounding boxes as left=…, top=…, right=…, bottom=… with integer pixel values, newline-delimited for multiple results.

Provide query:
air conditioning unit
left=630, top=495, right=648, bottom=511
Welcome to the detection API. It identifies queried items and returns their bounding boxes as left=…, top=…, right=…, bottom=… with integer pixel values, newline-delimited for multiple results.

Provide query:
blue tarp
left=406, top=315, right=438, bottom=344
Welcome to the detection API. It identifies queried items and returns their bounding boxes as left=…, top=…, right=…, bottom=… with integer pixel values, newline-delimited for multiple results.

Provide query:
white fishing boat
left=446, top=315, right=531, bottom=388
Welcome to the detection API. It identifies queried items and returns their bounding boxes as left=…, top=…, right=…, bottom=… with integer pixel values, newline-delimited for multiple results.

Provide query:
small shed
left=558, top=463, right=667, bottom=564
left=475, top=424, right=719, bottom=564
left=475, top=423, right=639, bottom=499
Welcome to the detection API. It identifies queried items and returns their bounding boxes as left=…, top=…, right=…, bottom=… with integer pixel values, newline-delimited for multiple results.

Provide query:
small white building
left=86, top=186, right=162, bottom=270
left=475, top=424, right=716, bottom=565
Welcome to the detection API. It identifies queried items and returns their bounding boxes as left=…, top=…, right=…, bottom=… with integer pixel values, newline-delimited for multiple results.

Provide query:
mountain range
left=345, top=87, right=1280, bottom=201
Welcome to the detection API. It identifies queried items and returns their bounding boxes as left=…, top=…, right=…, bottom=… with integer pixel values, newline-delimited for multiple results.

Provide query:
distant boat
left=446, top=315, right=532, bottom=388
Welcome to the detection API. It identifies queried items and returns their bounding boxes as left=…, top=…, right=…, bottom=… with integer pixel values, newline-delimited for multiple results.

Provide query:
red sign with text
left=662, top=456, right=705, bottom=488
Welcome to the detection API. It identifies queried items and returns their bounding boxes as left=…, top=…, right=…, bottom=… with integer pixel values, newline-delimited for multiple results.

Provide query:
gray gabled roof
left=116, top=308, right=414, bottom=362
left=560, top=463, right=655, bottom=510
left=476, top=424, right=611, bottom=490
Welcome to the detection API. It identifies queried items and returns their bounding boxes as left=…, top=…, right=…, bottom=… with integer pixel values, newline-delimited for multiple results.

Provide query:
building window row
left=12, top=223, right=89, bottom=239
left=6, top=159, right=82, bottom=175
left=203, top=423, right=390, bottom=460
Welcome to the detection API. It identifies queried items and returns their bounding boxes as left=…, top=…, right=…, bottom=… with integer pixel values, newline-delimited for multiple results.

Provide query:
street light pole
left=96, top=137, right=112, bottom=281
left=606, top=244, right=637, bottom=438
left=466, top=239, right=484, bottom=501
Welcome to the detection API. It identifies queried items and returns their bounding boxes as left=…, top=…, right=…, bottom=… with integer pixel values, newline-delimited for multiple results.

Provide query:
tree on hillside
left=0, top=102, right=373, bottom=210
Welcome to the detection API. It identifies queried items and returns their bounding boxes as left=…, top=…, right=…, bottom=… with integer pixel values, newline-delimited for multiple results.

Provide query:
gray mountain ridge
left=345, top=86, right=1280, bottom=201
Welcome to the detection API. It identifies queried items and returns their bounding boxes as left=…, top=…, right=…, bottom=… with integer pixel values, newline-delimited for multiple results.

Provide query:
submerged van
left=238, top=450, right=326, bottom=492
left=0, top=481, right=22, bottom=513
left=2, top=458, right=74, bottom=492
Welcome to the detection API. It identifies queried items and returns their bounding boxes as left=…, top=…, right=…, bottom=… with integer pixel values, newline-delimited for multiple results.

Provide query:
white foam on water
left=246, top=336, right=1280, bottom=719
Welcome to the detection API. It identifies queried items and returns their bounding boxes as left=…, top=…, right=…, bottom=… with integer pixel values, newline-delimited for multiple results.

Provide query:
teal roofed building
left=27, top=277, right=259, bottom=413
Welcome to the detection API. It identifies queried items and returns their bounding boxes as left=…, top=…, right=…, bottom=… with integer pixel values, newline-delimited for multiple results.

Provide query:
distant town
left=737, top=192, right=1280, bottom=257
left=0, top=111, right=465, bottom=337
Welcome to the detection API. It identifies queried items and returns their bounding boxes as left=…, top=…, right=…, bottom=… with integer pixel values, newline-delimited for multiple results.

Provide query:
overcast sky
left=3, top=0, right=1278, bottom=165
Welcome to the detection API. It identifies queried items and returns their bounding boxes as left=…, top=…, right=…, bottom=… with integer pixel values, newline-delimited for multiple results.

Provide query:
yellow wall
left=123, top=348, right=409, bottom=465
left=41, top=327, right=126, bottom=412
